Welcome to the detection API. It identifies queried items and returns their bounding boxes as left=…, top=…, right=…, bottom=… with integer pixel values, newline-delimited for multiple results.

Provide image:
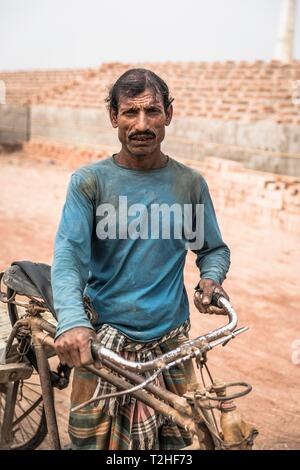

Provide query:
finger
left=79, top=341, right=94, bottom=366
left=93, top=360, right=102, bottom=370
left=69, top=347, right=82, bottom=368
left=61, top=350, right=75, bottom=368
left=201, top=285, right=214, bottom=306
left=194, top=293, right=207, bottom=313
left=194, top=291, right=203, bottom=305
left=54, top=343, right=68, bottom=366
left=207, top=305, right=228, bottom=315
left=56, top=350, right=68, bottom=366
left=214, top=287, right=230, bottom=302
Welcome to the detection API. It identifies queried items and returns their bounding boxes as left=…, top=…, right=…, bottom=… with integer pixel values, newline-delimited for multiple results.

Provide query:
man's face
left=110, top=88, right=173, bottom=157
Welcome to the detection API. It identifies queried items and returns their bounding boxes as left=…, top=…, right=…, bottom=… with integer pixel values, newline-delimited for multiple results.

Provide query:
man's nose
left=134, top=111, right=149, bottom=132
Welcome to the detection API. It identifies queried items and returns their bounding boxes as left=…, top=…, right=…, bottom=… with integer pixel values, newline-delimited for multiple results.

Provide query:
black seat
left=3, top=261, right=56, bottom=319
left=3, top=265, right=41, bottom=298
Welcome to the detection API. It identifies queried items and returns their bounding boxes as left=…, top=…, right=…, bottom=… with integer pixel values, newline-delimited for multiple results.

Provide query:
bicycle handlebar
left=91, top=295, right=238, bottom=373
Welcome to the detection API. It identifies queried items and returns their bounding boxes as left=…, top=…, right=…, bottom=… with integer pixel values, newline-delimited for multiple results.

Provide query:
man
left=51, top=68, right=230, bottom=450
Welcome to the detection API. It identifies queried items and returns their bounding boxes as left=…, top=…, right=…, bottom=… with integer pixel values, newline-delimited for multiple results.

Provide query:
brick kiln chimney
left=275, top=0, right=297, bottom=62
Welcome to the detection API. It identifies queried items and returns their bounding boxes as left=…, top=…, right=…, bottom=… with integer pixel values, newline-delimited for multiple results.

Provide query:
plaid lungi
left=69, top=320, right=194, bottom=450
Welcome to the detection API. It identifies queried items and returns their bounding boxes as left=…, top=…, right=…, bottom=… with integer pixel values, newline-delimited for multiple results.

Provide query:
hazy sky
left=0, top=0, right=299, bottom=70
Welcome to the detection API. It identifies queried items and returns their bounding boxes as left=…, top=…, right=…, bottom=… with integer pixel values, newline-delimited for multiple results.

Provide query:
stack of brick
left=3, top=60, right=299, bottom=124
left=27, top=63, right=129, bottom=109
left=152, top=60, right=300, bottom=125
left=187, top=157, right=300, bottom=233
left=23, top=139, right=107, bottom=169
left=0, top=68, right=92, bottom=106
left=26, top=60, right=300, bottom=125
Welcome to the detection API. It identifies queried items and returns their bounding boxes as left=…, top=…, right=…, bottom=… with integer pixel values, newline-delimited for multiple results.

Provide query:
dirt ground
left=0, top=152, right=299, bottom=450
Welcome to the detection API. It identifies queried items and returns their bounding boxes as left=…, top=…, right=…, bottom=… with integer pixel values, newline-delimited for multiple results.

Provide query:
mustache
left=129, top=130, right=156, bottom=139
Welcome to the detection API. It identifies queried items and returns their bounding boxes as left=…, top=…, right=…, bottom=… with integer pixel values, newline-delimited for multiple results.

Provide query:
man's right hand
left=54, top=327, right=97, bottom=368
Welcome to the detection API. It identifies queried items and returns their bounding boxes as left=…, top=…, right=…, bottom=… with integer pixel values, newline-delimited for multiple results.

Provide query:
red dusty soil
left=0, top=152, right=299, bottom=450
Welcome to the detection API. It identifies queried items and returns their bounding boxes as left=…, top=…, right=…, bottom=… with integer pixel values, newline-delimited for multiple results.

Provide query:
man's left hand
left=194, top=278, right=230, bottom=315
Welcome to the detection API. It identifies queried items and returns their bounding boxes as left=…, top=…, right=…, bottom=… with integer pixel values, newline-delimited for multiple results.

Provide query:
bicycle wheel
left=0, top=371, right=47, bottom=450
left=1, top=287, right=48, bottom=449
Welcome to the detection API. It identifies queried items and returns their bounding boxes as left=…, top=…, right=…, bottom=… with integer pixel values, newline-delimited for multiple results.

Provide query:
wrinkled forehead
left=118, top=88, right=164, bottom=110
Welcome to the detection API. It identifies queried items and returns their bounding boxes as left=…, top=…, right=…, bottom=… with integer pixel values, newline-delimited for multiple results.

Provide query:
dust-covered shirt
left=51, top=156, right=230, bottom=341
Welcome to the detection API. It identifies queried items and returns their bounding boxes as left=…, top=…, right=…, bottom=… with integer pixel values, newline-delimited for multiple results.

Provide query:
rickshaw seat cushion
left=3, top=261, right=57, bottom=319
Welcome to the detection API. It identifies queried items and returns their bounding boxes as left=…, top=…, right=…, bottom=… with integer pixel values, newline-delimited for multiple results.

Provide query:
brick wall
left=0, top=69, right=91, bottom=105
left=23, top=140, right=107, bottom=168
left=186, top=157, right=300, bottom=234
left=1, top=61, right=300, bottom=175
left=2, top=61, right=299, bottom=125
left=26, top=61, right=300, bottom=125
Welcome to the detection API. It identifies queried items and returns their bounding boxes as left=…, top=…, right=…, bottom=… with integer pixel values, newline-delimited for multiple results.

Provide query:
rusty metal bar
left=101, top=357, right=193, bottom=417
left=36, top=318, right=56, bottom=337
left=0, top=380, right=19, bottom=449
left=84, top=364, right=196, bottom=435
left=40, top=327, right=194, bottom=419
left=30, top=318, right=60, bottom=450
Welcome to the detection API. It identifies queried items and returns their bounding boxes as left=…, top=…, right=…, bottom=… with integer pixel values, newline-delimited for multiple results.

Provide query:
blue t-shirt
left=51, top=156, right=230, bottom=341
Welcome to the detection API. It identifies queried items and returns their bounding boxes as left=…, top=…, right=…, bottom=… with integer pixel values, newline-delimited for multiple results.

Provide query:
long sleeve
left=51, top=172, right=95, bottom=339
left=193, top=180, right=230, bottom=284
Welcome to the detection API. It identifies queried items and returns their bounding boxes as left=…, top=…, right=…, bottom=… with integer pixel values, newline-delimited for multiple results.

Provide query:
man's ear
left=109, top=108, right=118, bottom=128
left=165, top=104, right=173, bottom=126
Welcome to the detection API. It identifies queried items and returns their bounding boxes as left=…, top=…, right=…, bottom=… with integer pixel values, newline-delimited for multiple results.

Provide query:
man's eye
left=124, top=110, right=136, bottom=116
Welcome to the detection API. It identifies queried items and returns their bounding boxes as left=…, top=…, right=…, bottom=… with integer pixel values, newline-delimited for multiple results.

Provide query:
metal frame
left=0, top=289, right=258, bottom=450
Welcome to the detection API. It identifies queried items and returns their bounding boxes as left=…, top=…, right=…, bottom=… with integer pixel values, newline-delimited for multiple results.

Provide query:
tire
left=0, top=372, right=48, bottom=450
left=2, top=287, right=48, bottom=449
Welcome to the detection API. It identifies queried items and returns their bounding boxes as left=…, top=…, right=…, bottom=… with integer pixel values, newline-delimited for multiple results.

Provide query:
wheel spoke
left=1, top=376, right=46, bottom=448
left=22, top=385, right=42, bottom=396
left=13, top=396, right=43, bottom=427
left=17, top=420, right=26, bottom=442
left=24, top=411, right=39, bottom=432
left=23, top=383, right=40, bottom=388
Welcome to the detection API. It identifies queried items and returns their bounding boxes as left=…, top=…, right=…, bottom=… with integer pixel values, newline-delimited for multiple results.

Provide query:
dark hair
left=105, top=68, right=174, bottom=113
